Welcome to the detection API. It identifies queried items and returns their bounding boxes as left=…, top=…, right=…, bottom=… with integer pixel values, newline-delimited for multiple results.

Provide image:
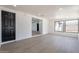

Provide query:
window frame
left=54, top=19, right=79, bottom=33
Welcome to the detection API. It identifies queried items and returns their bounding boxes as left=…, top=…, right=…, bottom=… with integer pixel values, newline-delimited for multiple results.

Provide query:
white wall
left=0, top=6, right=49, bottom=44
left=43, top=19, right=49, bottom=34
left=16, top=12, right=32, bottom=40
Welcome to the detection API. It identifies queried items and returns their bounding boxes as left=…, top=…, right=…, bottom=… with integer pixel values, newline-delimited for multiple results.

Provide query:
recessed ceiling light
left=59, top=8, right=63, bottom=11
left=13, top=5, right=16, bottom=7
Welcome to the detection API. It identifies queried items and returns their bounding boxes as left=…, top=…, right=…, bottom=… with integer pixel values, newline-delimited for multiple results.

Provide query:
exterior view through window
left=66, top=20, right=78, bottom=33
left=55, top=21, right=64, bottom=32
left=55, top=20, right=79, bottom=33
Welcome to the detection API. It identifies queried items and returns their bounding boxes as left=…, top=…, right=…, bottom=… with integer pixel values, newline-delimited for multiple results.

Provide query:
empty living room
left=1, top=0, right=79, bottom=59
left=0, top=5, right=79, bottom=53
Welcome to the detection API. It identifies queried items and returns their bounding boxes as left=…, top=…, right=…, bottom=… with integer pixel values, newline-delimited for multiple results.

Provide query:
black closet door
left=2, top=10, right=16, bottom=42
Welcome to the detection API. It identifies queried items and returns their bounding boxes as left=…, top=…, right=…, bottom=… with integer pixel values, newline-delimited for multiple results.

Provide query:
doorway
left=32, top=18, right=42, bottom=36
left=1, top=10, right=16, bottom=42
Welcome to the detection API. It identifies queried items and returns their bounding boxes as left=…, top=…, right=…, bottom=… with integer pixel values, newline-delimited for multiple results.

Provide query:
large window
left=55, top=21, right=64, bottom=32
left=55, top=20, right=79, bottom=33
left=66, top=20, right=78, bottom=33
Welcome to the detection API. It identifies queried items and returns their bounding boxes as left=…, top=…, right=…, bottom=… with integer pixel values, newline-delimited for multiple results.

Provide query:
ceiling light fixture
left=59, top=8, right=63, bottom=11
left=13, top=5, right=16, bottom=7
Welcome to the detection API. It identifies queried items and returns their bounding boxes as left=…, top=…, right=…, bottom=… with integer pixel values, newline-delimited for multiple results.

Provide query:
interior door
left=2, top=10, right=16, bottom=42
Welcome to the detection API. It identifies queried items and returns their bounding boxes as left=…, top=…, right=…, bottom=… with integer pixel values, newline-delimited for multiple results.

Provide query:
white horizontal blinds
left=66, top=20, right=78, bottom=32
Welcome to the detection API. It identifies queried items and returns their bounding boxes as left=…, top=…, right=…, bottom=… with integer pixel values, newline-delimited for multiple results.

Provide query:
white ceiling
left=1, top=5, right=79, bottom=19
